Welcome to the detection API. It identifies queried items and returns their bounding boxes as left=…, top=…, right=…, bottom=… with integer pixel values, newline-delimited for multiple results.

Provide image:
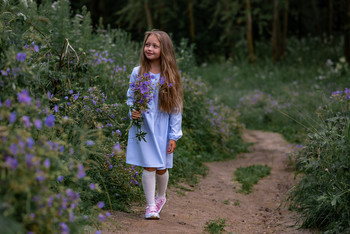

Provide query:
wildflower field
left=0, top=1, right=246, bottom=233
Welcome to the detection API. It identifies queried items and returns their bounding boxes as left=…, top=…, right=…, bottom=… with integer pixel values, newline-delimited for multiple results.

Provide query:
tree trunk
left=329, top=0, right=333, bottom=43
left=272, top=0, right=280, bottom=62
left=246, top=0, right=255, bottom=63
left=187, top=0, right=195, bottom=42
left=280, top=0, right=289, bottom=58
left=345, top=0, right=350, bottom=63
left=144, top=0, right=153, bottom=30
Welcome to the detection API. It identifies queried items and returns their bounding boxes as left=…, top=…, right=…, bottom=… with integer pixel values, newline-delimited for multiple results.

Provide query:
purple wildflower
left=96, top=231, right=101, bottom=234
left=17, top=89, right=32, bottom=105
left=106, top=212, right=111, bottom=217
left=159, top=76, right=165, bottom=85
left=27, top=137, right=34, bottom=149
left=16, top=52, right=26, bottom=62
left=9, top=143, right=18, bottom=155
left=1, top=70, right=8, bottom=76
left=34, top=119, right=42, bottom=129
left=113, top=142, right=121, bottom=154
left=69, top=211, right=74, bottom=222
left=54, top=105, right=59, bottom=112
left=6, top=156, right=18, bottom=170
left=59, top=222, right=69, bottom=233
left=97, top=201, right=105, bottom=209
left=34, top=45, right=39, bottom=52
left=9, top=112, right=16, bottom=124
left=47, top=91, right=53, bottom=99
left=86, top=140, right=94, bottom=146
left=67, top=102, right=71, bottom=106
left=12, top=67, right=20, bottom=77
left=73, top=92, right=80, bottom=100
left=58, top=175, right=64, bottom=182
left=26, top=154, right=34, bottom=167
left=69, top=90, right=74, bottom=94
left=98, top=214, right=106, bottom=222
left=45, top=114, right=55, bottom=127
left=47, top=196, right=53, bottom=207
left=77, top=164, right=85, bottom=179
left=5, top=99, right=11, bottom=107
left=22, top=116, right=31, bottom=128
left=44, top=158, right=50, bottom=168
left=89, top=183, right=96, bottom=190
left=36, top=171, right=46, bottom=181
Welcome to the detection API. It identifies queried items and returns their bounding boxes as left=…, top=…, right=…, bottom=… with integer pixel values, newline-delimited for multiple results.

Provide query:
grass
left=234, top=165, right=271, bottom=194
left=196, top=39, right=349, bottom=143
left=204, top=218, right=226, bottom=234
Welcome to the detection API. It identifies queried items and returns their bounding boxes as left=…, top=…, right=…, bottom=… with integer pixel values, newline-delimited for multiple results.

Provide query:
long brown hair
left=139, top=30, right=183, bottom=113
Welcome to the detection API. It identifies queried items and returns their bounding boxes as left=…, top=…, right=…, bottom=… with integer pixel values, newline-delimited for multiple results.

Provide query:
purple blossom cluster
left=206, top=100, right=241, bottom=139
left=0, top=89, right=113, bottom=233
left=238, top=89, right=290, bottom=114
left=0, top=67, right=21, bottom=78
left=331, top=88, right=350, bottom=100
left=24, top=41, right=40, bottom=53
left=89, top=50, right=114, bottom=66
left=1, top=89, right=55, bottom=129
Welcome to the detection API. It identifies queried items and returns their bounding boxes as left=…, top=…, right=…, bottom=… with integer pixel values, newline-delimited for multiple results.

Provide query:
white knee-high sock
left=142, top=170, right=156, bottom=206
left=156, top=170, right=169, bottom=199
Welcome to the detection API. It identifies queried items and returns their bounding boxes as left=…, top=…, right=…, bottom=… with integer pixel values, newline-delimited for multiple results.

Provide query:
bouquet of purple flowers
left=127, top=73, right=155, bottom=142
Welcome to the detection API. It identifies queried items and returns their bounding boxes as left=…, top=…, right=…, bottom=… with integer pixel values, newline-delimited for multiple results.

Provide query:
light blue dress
left=126, top=66, right=182, bottom=169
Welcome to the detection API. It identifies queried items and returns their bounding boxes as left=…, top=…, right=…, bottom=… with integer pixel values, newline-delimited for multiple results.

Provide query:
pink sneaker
left=145, top=204, right=160, bottom=219
left=155, top=197, right=166, bottom=214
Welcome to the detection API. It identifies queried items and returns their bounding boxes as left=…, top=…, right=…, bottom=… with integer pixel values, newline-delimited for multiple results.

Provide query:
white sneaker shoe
left=145, top=204, right=160, bottom=219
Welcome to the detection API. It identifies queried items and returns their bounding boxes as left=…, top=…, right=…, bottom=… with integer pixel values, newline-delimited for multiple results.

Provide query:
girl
left=126, top=30, right=183, bottom=219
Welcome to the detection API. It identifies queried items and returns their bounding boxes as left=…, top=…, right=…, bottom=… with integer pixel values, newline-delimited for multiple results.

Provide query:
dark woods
left=68, top=0, right=350, bottom=63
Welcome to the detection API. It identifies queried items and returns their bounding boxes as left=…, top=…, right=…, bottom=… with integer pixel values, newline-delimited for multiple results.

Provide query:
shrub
left=288, top=88, right=350, bottom=233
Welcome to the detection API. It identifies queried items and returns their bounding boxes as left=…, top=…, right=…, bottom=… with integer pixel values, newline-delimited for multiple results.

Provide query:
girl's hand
left=167, top=139, right=176, bottom=154
left=131, top=110, right=142, bottom=119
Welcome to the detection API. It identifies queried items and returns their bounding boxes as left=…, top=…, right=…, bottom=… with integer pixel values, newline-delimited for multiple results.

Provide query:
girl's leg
left=155, top=169, right=168, bottom=214
left=142, top=167, right=157, bottom=206
left=156, top=169, right=168, bottom=199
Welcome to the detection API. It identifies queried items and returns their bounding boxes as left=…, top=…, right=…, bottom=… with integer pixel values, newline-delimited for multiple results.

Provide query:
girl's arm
left=168, top=111, right=182, bottom=153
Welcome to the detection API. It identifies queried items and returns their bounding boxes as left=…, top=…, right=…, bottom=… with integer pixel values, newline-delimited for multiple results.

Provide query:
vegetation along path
left=104, top=130, right=312, bottom=233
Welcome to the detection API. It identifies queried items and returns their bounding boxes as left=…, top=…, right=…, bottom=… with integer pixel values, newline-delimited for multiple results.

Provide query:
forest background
left=1, top=0, right=349, bottom=233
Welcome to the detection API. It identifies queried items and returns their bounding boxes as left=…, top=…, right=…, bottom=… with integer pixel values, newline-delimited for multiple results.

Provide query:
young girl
left=126, top=30, right=183, bottom=219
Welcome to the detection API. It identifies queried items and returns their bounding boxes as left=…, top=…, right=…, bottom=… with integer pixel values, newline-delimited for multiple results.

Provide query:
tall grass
left=196, top=37, right=348, bottom=143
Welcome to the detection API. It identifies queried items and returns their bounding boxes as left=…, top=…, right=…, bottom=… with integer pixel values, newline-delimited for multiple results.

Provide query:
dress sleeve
left=126, top=67, right=138, bottom=107
left=168, top=112, right=183, bottom=141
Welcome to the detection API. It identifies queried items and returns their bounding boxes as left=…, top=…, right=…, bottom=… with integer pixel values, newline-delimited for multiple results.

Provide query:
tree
left=272, top=0, right=289, bottom=62
left=246, top=0, right=255, bottom=63
left=344, top=0, right=350, bottom=63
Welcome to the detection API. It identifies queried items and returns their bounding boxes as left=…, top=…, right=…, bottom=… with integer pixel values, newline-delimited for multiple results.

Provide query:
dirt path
left=104, top=130, right=311, bottom=233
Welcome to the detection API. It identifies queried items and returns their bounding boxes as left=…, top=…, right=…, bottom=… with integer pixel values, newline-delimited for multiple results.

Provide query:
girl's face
left=144, top=34, right=161, bottom=62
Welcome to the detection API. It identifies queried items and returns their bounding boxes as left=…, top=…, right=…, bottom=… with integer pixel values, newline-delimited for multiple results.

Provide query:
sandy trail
left=103, top=130, right=311, bottom=233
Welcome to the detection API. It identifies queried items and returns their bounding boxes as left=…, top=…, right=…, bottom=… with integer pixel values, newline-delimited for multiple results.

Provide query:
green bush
left=287, top=89, right=350, bottom=233
left=0, top=0, right=246, bottom=232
